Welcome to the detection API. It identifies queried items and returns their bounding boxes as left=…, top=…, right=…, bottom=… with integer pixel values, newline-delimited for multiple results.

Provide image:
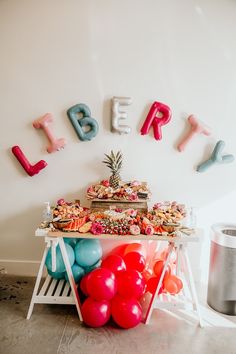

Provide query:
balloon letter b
left=67, top=103, right=99, bottom=141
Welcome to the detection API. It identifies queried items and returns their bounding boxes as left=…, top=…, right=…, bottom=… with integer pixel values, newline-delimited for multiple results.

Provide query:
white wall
left=0, top=0, right=236, bottom=276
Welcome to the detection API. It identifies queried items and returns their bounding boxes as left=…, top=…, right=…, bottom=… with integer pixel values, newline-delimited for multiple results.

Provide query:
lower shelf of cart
left=34, top=275, right=75, bottom=305
left=154, top=292, right=195, bottom=310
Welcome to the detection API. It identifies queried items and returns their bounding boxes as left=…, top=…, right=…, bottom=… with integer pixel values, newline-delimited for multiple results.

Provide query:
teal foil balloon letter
left=197, top=140, right=234, bottom=172
left=67, top=103, right=99, bottom=141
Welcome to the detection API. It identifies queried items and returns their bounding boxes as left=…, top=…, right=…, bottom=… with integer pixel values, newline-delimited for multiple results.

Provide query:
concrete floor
left=1, top=275, right=236, bottom=354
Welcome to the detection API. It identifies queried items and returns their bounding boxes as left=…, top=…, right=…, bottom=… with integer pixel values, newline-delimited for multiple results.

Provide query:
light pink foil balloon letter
left=140, top=101, right=172, bottom=140
left=33, top=113, right=66, bottom=153
left=177, top=115, right=211, bottom=152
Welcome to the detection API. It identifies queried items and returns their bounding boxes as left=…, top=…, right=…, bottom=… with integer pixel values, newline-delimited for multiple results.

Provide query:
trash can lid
left=211, top=223, right=236, bottom=248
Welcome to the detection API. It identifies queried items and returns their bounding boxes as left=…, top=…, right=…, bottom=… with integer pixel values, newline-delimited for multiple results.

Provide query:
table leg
left=144, top=242, right=175, bottom=324
left=27, top=245, right=49, bottom=319
left=58, top=238, right=83, bottom=321
left=182, top=244, right=204, bottom=328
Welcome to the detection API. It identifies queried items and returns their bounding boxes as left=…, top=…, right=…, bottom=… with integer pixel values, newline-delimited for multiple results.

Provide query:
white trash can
left=207, top=223, right=236, bottom=315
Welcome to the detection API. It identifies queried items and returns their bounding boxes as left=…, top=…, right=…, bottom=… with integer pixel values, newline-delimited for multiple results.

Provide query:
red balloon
left=142, top=268, right=153, bottom=282
left=153, top=260, right=170, bottom=280
left=117, top=269, right=145, bottom=299
left=101, top=254, right=126, bottom=274
left=163, top=276, right=178, bottom=294
left=80, top=273, right=89, bottom=296
left=124, top=252, right=146, bottom=272
left=82, top=297, right=111, bottom=327
left=146, top=277, right=163, bottom=295
left=110, top=244, right=129, bottom=258
left=111, top=295, right=142, bottom=329
left=87, top=268, right=117, bottom=301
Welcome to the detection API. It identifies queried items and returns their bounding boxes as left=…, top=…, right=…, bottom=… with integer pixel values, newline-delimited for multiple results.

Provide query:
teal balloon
left=74, top=239, right=102, bottom=267
left=48, top=269, right=65, bottom=280
left=67, top=103, right=99, bottom=141
left=84, top=259, right=101, bottom=274
left=45, top=243, right=75, bottom=273
left=64, top=237, right=77, bottom=248
left=65, top=263, right=85, bottom=283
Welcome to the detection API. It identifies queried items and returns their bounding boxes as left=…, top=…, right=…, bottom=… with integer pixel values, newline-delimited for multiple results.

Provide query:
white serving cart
left=27, top=229, right=203, bottom=327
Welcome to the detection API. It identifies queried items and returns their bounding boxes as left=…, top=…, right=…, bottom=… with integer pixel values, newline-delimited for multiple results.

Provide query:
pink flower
left=129, top=193, right=138, bottom=201
left=87, top=186, right=94, bottom=193
left=91, top=222, right=104, bottom=235
left=145, top=224, right=154, bottom=236
left=126, top=209, right=137, bottom=217
left=130, top=225, right=141, bottom=235
left=115, top=208, right=123, bottom=213
left=101, top=179, right=110, bottom=187
left=131, top=180, right=141, bottom=187
left=57, top=198, right=66, bottom=206
left=153, top=203, right=162, bottom=210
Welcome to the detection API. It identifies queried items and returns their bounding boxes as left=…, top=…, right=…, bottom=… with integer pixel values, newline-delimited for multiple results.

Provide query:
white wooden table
left=27, top=229, right=203, bottom=327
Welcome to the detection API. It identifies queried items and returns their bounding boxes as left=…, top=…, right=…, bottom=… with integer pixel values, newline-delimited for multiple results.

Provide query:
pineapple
left=102, top=150, right=123, bottom=189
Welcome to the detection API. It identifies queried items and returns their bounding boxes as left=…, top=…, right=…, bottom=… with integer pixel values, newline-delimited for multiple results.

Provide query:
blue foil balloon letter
left=67, top=103, right=99, bottom=141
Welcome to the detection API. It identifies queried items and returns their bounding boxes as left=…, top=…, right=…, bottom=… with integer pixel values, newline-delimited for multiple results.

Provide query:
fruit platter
left=41, top=198, right=192, bottom=237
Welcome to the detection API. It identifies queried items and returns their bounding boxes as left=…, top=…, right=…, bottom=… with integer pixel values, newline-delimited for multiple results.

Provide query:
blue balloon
left=64, top=237, right=77, bottom=248
left=65, top=263, right=85, bottom=283
left=84, top=259, right=101, bottom=274
left=45, top=243, right=75, bottom=273
left=74, top=239, right=102, bottom=267
left=48, top=269, right=65, bottom=280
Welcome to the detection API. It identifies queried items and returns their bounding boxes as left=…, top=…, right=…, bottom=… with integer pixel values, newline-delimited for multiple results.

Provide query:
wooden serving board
left=90, top=199, right=148, bottom=212
left=45, top=230, right=198, bottom=243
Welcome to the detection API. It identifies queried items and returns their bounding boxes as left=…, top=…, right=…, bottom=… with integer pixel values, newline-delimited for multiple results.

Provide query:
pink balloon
left=124, top=252, right=146, bottom=272
left=11, top=145, right=47, bottom=177
left=117, top=269, right=145, bottom=299
left=140, top=101, right=172, bottom=140
left=87, top=268, right=117, bottom=301
left=82, top=297, right=111, bottom=327
left=33, top=113, right=66, bottom=153
left=111, top=295, right=142, bottom=329
left=101, top=254, right=126, bottom=274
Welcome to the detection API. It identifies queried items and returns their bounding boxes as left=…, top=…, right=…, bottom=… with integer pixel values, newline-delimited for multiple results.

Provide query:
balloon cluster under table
left=45, top=240, right=183, bottom=328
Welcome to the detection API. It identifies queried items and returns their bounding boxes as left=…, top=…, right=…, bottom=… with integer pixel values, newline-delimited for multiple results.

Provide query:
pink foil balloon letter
left=177, top=115, right=211, bottom=152
left=140, top=101, right=172, bottom=140
left=12, top=146, right=47, bottom=177
left=33, top=113, right=66, bottom=153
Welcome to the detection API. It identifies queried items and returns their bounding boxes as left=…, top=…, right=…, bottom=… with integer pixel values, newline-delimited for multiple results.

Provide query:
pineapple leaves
left=102, top=150, right=123, bottom=174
